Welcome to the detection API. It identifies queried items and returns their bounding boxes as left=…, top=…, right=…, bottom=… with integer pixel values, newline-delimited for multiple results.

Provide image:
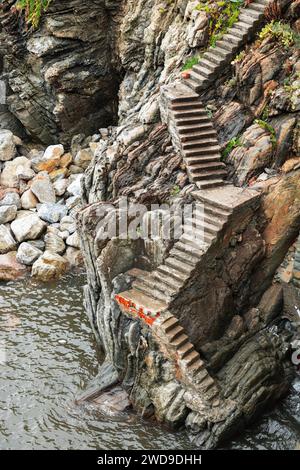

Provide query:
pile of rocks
left=0, top=129, right=90, bottom=282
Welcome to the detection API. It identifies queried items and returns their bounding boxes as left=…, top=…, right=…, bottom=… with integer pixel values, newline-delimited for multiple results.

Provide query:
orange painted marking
left=115, top=294, right=160, bottom=327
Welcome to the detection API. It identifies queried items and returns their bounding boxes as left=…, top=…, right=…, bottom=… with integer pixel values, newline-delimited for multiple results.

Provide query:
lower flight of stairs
left=157, top=312, right=220, bottom=405
left=184, top=0, right=270, bottom=92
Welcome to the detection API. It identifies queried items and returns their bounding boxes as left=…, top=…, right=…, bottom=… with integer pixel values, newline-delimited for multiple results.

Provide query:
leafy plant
left=258, top=21, right=300, bottom=48
left=15, top=0, right=52, bottom=28
left=255, top=119, right=277, bottom=148
left=196, top=0, right=244, bottom=48
left=170, top=185, right=181, bottom=197
left=222, top=137, right=243, bottom=159
left=182, top=56, right=200, bottom=71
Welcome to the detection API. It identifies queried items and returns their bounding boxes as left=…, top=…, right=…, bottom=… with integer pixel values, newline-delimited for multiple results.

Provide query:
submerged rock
left=31, top=251, right=68, bottom=281
left=0, top=251, right=27, bottom=281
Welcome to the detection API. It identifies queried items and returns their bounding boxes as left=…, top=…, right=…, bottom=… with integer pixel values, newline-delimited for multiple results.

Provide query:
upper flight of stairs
left=166, top=83, right=227, bottom=189
left=185, top=0, right=270, bottom=92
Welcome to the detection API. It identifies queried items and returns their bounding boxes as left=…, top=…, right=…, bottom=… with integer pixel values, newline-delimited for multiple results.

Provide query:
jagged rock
left=15, top=160, right=35, bottom=181
left=228, top=123, right=274, bottom=185
left=0, top=129, right=16, bottom=161
left=60, top=215, right=76, bottom=234
left=0, top=191, right=21, bottom=209
left=214, top=101, right=253, bottom=145
left=64, top=247, right=84, bottom=267
left=20, top=189, right=38, bottom=209
left=37, top=203, right=68, bottom=224
left=53, top=178, right=68, bottom=197
left=27, top=239, right=45, bottom=251
left=60, top=153, right=72, bottom=168
left=271, top=114, right=297, bottom=167
left=66, top=231, right=80, bottom=249
left=282, top=157, right=300, bottom=173
left=0, top=204, right=17, bottom=224
left=11, top=213, right=46, bottom=243
left=44, top=229, right=66, bottom=255
left=16, top=242, right=43, bottom=266
left=0, top=156, right=32, bottom=188
left=0, top=251, right=27, bottom=281
left=67, top=174, right=83, bottom=197
left=0, top=225, right=17, bottom=254
left=31, top=251, right=68, bottom=281
left=74, top=149, right=92, bottom=170
left=30, top=174, right=56, bottom=203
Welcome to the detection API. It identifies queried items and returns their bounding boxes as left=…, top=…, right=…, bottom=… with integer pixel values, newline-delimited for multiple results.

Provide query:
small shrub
left=15, top=0, right=52, bottom=28
left=259, top=21, right=300, bottom=48
left=222, top=137, right=243, bottom=159
left=182, top=56, right=200, bottom=71
left=255, top=119, right=277, bottom=148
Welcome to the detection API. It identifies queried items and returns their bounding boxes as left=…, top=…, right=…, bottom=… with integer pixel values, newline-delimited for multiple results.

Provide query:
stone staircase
left=185, top=0, right=270, bottom=92
left=156, top=312, right=220, bottom=404
left=115, top=0, right=268, bottom=410
left=163, top=83, right=227, bottom=189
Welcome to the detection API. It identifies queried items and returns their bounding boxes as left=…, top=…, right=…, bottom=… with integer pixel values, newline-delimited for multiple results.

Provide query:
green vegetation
left=255, top=119, right=277, bottom=148
left=196, top=0, right=244, bottom=48
left=182, top=56, right=200, bottom=71
left=258, top=21, right=300, bottom=48
left=16, top=0, right=52, bottom=28
left=170, top=185, right=181, bottom=197
left=222, top=136, right=243, bottom=159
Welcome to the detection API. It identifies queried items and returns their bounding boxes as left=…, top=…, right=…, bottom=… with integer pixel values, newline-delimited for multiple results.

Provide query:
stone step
left=181, top=128, right=217, bottom=142
left=132, top=278, right=168, bottom=301
left=171, top=333, right=189, bottom=349
left=186, top=75, right=209, bottom=90
left=170, top=247, right=202, bottom=266
left=182, top=141, right=221, bottom=152
left=177, top=122, right=211, bottom=135
left=165, top=256, right=194, bottom=275
left=134, top=275, right=174, bottom=298
left=215, top=40, right=239, bottom=54
left=166, top=324, right=185, bottom=342
left=157, top=264, right=189, bottom=283
left=115, top=289, right=167, bottom=316
left=203, top=51, right=225, bottom=66
left=197, top=58, right=217, bottom=72
left=176, top=116, right=211, bottom=126
left=208, top=46, right=229, bottom=59
left=161, top=316, right=179, bottom=333
left=239, top=13, right=261, bottom=25
left=170, top=95, right=199, bottom=105
left=184, top=219, right=220, bottom=235
left=232, top=21, right=253, bottom=33
left=249, top=2, right=267, bottom=12
left=243, top=7, right=263, bottom=18
left=186, top=208, right=226, bottom=226
left=187, top=209, right=227, bottom=228
left=188, top=359, right=207, bottom=376
left=180, top=232, right=213, bottom=249
left=173, top=108, right=207, bottom=119
left=189, top=168, right=227, bottom=180
left=196, top=179, right=225, bottom=190
left=228, top=25, right=249, bottom=38
left=183, top=350, right=201, bottom=367
left=191, top=65, right=213, bottom=79
left=178, top=342, right=195, bottom=359
left=185, top=156, right=221, bottom=166
left=181, top=130, right=218, bottom=143
left=172, top=103, right=205, bottom=112
left=153, top=271, right=182, bottom=290
left=186, top=161, right=226, bottom=172
left=224, top=33, right=246, bottom=45
left=174, top=240, right=206, bottom=257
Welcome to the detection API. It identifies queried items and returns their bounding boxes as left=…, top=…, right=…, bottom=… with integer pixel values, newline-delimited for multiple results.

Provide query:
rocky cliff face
left=1, top=0, right=300, bottom=449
